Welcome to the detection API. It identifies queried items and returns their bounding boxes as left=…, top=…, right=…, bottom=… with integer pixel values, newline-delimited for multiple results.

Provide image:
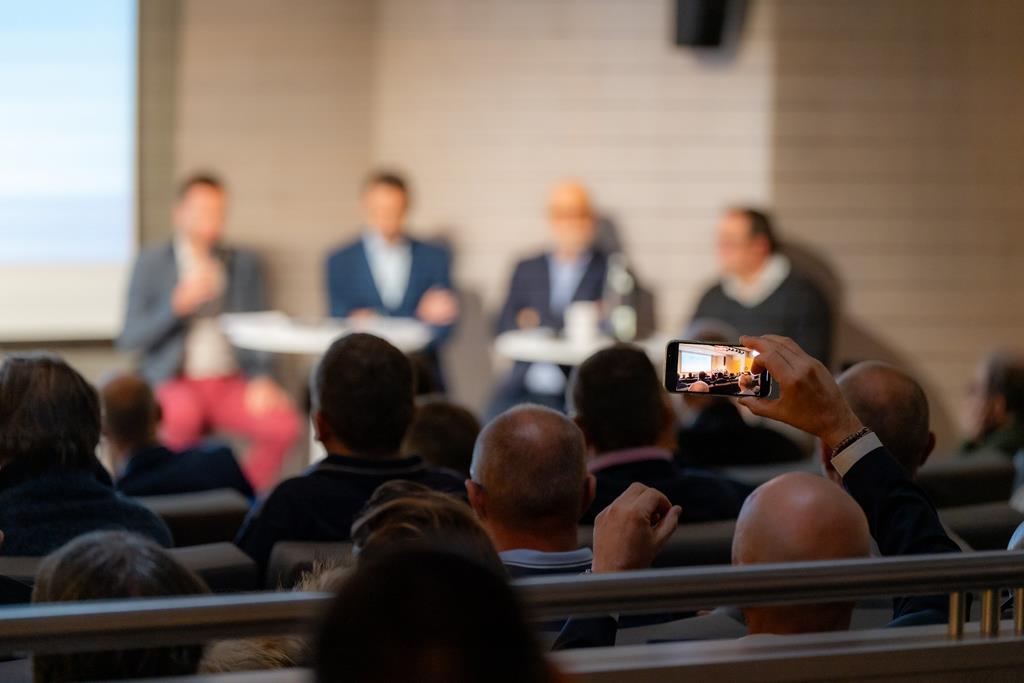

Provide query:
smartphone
left=664, top=340, right=772, bottom=398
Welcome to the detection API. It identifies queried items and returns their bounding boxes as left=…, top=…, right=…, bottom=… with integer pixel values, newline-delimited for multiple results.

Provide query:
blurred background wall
left=46, top=0, right=1024, bottom=454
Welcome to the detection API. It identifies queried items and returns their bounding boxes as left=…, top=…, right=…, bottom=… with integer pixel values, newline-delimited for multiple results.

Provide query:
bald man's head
left=733, top=472, right=871, bottom=635
left=547, top=180, right=596, bottom=260
left=467, top=405, right=593, bottom=547
left=99, top=373, right=160, bottom=451
left=836, top=361, right=933, bottom=478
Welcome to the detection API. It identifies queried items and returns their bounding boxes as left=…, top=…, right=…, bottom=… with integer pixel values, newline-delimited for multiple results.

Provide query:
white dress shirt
left=524, top=252, right=592, bottom=396
left=830, top=431, right=884, bottom=477
left=362, top=230, right=412, bottom=311
left=174, top=238, right=237, bottom=379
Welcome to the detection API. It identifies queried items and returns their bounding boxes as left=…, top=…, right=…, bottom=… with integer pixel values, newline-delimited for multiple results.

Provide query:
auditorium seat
left=265, top=541, right=353, bottom=589
left=939, top=502, right=1024, bottom=551
left=578, top=519, right=736, bottom=568
left=0, top=543, right=257, bottom=595
left=916, top=453, right=1014, bottom=508
left=137, top=488, right=252, bottom=546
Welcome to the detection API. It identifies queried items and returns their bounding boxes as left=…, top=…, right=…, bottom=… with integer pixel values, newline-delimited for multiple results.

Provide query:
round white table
left=219, top=311, right=432, bottom=355
left=494, top=327, right=673, bottom=366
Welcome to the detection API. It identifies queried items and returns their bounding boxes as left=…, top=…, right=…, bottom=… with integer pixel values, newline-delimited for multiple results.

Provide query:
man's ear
left=313, top=411, right=331, bottom=444
left=580, top=474, right=597, bottom=518
left=920, top=431, right=936, bottom=470
left=573, top=416, right=597, bottom=454
left=466, top=480, right=486, bottom=518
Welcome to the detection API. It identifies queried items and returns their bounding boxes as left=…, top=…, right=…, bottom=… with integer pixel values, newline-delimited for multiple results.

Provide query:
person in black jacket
left=0, top=354, right=171, bottom=557
left=488, top=181, right=609, bottom=416
left=570, top=344, right=749, bottom=525
left=235, top=334, right=463, bottom=574
left=101, top=373, right=254, bottom=500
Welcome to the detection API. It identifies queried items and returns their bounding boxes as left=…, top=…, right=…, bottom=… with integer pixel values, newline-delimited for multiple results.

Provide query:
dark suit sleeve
left=496, top=262, right=528, bottom=334
left=326, top=251, right=353, bottom=318
left=427, top=247, right=457, bottom=345
left=117, top=252, right=184, bottom=354
left=234, top=253, right=275, bottom=377
left=842, top=446, right=961, bottom=621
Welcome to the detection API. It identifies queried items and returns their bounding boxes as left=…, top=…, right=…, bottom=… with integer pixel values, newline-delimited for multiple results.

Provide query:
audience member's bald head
left=835, top=361, right=933, bottom=478
left=468, top=405, right=592, bottom=545
left=733, top=472, right=871, bottom=634
left=546, top=180, right=596, bottom=260
left=100, top=373, right=160, bottom=452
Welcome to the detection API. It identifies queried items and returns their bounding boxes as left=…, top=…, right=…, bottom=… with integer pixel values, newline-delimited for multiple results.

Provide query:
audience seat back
left=917, top=454, right=1014, bottom=508
left=0, top=543, right=257, bottom=596
left=137, top=489, right=252, bottom=546
left=265, top=541, right=353, bottom=589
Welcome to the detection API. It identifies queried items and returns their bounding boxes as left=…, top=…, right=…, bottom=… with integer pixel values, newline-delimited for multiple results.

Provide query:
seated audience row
left=3, top=332, right=988, bottom=682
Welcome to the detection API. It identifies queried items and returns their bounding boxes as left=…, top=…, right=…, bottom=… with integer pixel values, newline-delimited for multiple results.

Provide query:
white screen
left=0, top=0, right=136, bottom=341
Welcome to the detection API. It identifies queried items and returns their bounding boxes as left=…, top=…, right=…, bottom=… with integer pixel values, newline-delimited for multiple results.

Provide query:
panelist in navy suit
left=326, top=172, right=459, bottom=388
left=488, top=181, right=608, bottom=417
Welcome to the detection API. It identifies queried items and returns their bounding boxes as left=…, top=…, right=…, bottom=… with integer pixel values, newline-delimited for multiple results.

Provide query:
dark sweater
left=581, top=455, right=748, bottom=525
left=693, top=271, right=832, bottom=364
left=677, top=400, right=805, bottom=467
left=0, top=471, right=172, bottom=556
left=235, top=453, right=465, bottom=573
left=116, top=443, right=255, bottom=500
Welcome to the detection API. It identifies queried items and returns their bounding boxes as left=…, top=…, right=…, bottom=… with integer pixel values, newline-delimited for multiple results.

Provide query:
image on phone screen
left=664, top=340, right=772, bottom=398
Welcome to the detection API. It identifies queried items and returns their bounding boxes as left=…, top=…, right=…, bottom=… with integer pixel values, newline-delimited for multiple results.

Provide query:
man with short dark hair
left=691, top=207, right=833, bottom=364
left=235, top=334, right=464, bottom=573
left=100, top=373, right=253, bottom=499
left=118, top=174, right=300, bottom=493
left=401, top=400, right=481, bottom=477
left=821, top=361, right=934, bottom=481
left=961, top=349, right=1024, bottom=458
left=325, top=171, right=458, bottom=387
left=467, top=405, right=595, bottom=577
left=570, top=345, right=746, bottom=525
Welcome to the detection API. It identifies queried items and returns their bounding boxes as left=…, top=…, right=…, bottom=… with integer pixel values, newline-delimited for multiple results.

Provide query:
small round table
left=219, top=311, right=432, bottom=355
left=494, top=327, right=673, bottom=366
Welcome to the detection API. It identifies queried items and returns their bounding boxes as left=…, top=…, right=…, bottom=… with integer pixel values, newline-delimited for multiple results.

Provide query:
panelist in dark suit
left=117, top=174, right=300, bottom=493
left=692, top=208, right=833, bottom=366
left=100, top=374, right=254, bottom=500
left=489, top=181, right=608, bottom=416
left=325, top=172, right=458, bottom=388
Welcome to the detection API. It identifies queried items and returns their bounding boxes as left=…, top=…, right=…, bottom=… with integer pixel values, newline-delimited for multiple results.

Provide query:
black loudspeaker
left=675, top=0, right=740, bottom=48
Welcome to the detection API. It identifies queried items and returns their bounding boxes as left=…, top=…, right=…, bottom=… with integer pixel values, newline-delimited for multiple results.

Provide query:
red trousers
left=156, top=374, right=301, bottom=493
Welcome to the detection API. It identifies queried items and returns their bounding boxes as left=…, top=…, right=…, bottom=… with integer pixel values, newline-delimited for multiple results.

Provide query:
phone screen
left=664, top=340, right=772, bottom=398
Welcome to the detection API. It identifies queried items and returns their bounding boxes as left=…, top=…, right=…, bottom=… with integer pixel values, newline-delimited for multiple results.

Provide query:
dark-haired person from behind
left=100, top=373, right=254, bottom=500
left=314, top=546, right=557, bottom=683
left=32, top=531, right=210, bottom=682
left=401, top=400, right=481, bottom=478
left=326, top=171, right=459, bottom=389
left=692, top=207, right=833, bottom=364
left=570, top=345, right=747, bottom=525
left=0, top=354, right=170, bottom=556
left=118, top=174, right=301, bottom=493
left=235, top=334, right=464, bottom=574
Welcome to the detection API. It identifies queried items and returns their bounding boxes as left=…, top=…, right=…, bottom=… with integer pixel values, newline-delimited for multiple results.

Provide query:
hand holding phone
left=664, top=339, right=772, bottom=398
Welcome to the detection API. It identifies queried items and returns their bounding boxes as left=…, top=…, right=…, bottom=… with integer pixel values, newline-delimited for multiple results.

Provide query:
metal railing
left=3, top=550, right=1024, bottom=655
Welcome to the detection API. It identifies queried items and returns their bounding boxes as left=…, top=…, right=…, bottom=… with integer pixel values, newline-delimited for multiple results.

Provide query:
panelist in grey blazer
left=118, top=174, right=300, bottom=493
